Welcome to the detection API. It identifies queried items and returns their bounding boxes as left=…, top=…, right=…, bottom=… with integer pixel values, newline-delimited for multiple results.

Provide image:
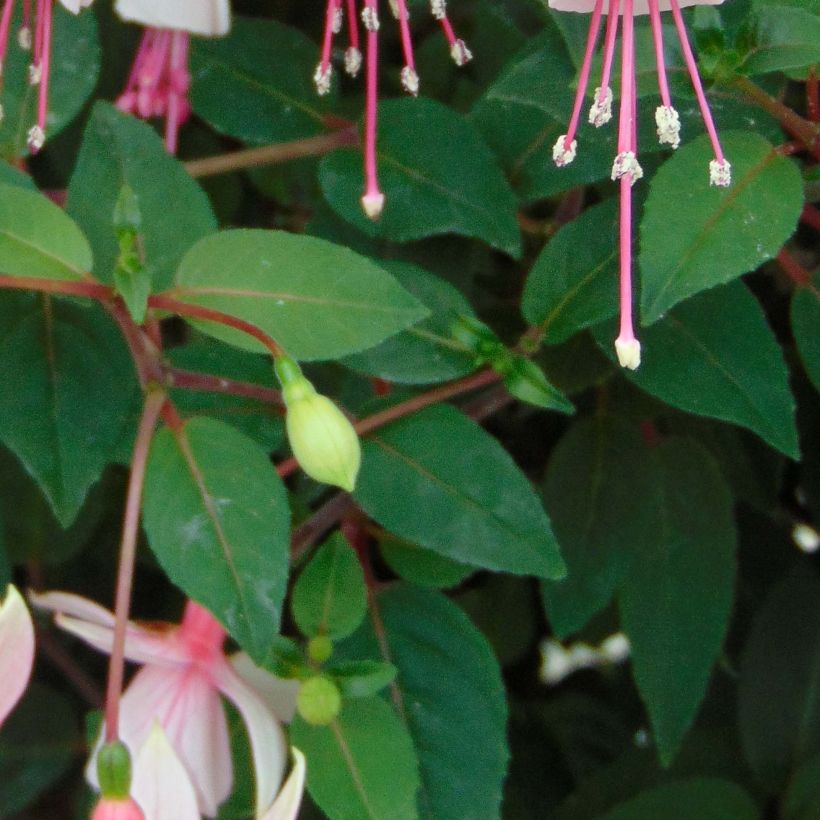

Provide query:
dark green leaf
left=353, top=404, right=566, bottom=580
left=329, top=660, right=398, bottom=698
left=640, top=132, right=803, bottom=322
left=618, top=438, right=737, bottom=765
left=67, top=102, right=217, bottom=290
left=738, top=564, right=820, bottom=793
left=791, top=280, right=820, bottom=394
left=0, top=184, right=92, bottom=280
left=379, top=535, right=474, bottom=590
left=0, top=292, right=137, bottom=526
left=171, top=229, right=429, bottom=361
left=783, top=753, right=820, bottom=820
left=739, top=6, right=820, bottom=75
left=291, top=533, right=367, bottom=641
left=291, top=697, right=421, bottom=820
left=143, top=417, right=291, bottom=665
left=320, top=98, right=522, bottom=258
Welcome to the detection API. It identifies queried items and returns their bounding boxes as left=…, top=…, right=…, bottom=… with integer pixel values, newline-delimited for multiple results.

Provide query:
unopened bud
left=308, top=635, right=334, bottom=664
left=275, top=357, right=361, bottom=492
left=97, top=741, right=133, bottom=799
left=91, top=796, right=145, bottom=820
left=297, top=676, right=342, bottom=725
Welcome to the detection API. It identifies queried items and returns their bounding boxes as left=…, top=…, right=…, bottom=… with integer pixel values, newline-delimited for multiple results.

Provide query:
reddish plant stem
left=104, top=389, right=167, bottom=743
left=148, top=294, right=285, bottom=358
left=36, top=624, right=103, bottom=708
left=164, top=366, right=284, bottom=409
left=0, top=275, right=111, bottom=300
left=808, top=67, right=819, bottom=124
left=802, top=204, right=820, bottom=232
left=778, top=248, right=813, bottom=287
left=106, top=299, right=164, bottom=388
left=291, top=492, right=357, bottom=562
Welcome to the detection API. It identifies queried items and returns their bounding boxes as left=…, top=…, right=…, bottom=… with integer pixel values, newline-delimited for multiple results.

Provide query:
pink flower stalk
left=32, top=592, right=293, bottom=819
left=550, top=0, right=731, bottom=369
left=114, top=0, right=230, bottom=154
left=0, top=0, right=93, bottom=153
left=91, top=796, right=145, bottom=820
left=0, top=584, right=35, bottom=729
left=313, top=0, right=473, bottom=219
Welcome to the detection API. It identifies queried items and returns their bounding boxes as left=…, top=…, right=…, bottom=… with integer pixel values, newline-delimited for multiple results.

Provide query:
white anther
left=709, top=158, right=731, bottom=187
left=431, top=0, right=447, bottom=19
left=388, top=0, right=401, bottom=18
left=655, top=105, right=681, bottom=149
left=793, top=523, right=820, bottom=553
left=332, top=7, right=343, bottom=33
left=401, top=66, right=419, bottom=96
left=450, top=39, right=472, bottom=66
left=552, top=135, right=577, bottom=167
left=17, top=26, right=31, bottom=50
left=588, top=86, right=612, bottom=127
left=361, top=192, right=385, bottom=220
left=611, top=151, right=643, bottom=185
left=614, top=337, right=641, bottom=370
left=344, top=46, right=362, bottom=77
left=28, top=62, right=41, bottom=86
left=27, top=125, right=44, bottom=152
left=313, top=63, right=332, bottom=96
left=361, top=6, right=380, bottom=31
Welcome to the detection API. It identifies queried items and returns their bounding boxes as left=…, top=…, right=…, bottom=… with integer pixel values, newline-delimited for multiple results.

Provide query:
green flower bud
left=97, top=740, right=133, bottom=799
left=297, top=676, right=342, bottom=726
left=275, top=357, right=361, bottom=492
left=307, top=635, right=334, bottom=664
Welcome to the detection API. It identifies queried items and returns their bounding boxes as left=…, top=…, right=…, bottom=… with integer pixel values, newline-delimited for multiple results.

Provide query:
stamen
left=26, top=123, right=43, bottom=151
left=611, top=151, right=643, bottom=184
left=589, top=86, right=612, bottom=127
left=394, top=0, right=419, bottom=95
left=552, top=135, right=577, bottom=167
left=437, top=11, right=472, bottom=65
left=344, top=46, right=362, bottom=76
left=18, top=0, right=30, bottom=49
left=590, top=0, right=619, bottom=126
left=314, top=62, right=333, bottom=95
left=388, top=0, right=400, bottom=18
left=332, top=5, right=344, bottom=34
left=0, top=0, right=16, bottom=77
left=361, top=0, right=384, bottom=220
left=361, top=5, right=379, bottom=31
left=30, top=0, right=52, bottom=154
left=655, top=105, right=680, bottom=148
left=165, top=30, right=190, bottom=154
left=401, top=65, right=419, bottom=95
left=709, top=158, right=731, bottom=187
left=431, top=0, right=447, bottom=19
left=316, top=0, right=341, bottom=95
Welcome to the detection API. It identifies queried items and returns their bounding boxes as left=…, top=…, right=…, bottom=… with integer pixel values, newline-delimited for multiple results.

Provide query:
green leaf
left=342, top=261, right=478, bottom=385
left=0, top=5, right=100, bottom=158
left=353, top=404, right=566, bottom=580
left=501, top=355, right=575, bottom=413
left=0, top=184, right=92, bottom=280
left=171, top=229, right=428, bottom=361
left=594, top=281, right=799, bottom=459
left=639, top=132, right=803, bottom=323
left=783, top=754, right=820, bottom=820
left=739, top=6, right=820, bottom=75
left=329, top=660, right=398, bottom=699
left=0, top=292, right=137, bottom=526
left=143, top=417, right=291, bottom=665
left=379, top=535, right=474, bottom=590
left=342, top=584, right=508, bottom=820
left=190, top=17, right=334, bottom=145
left=791, top=280, right=820, bottom=394
left=617, top=438, right=737, bottom=765
left=320, top=98, right=522, bottom=258
left=600, top=779, right=759, bottom=820
left=0, top=683, right=81, bottom=816
left=542, top=415, right=659, bottom=638
left=738, top=564, right=820, bottom=793
left=291, top=697, right=421, bottom=820
left=292, top=533, right=367, bottom=641
left=67, top=102, right=217, bottom=290
left=522, top=199, right=618, bottom=344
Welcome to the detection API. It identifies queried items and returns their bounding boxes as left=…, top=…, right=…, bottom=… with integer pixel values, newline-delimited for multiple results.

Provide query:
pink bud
left=91, top=796, right=145, bottom=820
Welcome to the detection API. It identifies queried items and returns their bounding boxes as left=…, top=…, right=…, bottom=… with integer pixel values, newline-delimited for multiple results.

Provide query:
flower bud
left=307, top=635, right=334, bottom=664
left=275, top=357, right=361, bottom=492
left=297, top=676, right=342, bottom=726
left=91, top=796, right=145, bottom=820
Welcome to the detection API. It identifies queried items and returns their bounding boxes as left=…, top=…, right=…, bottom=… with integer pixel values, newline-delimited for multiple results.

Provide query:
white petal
left=260, top=748, right=306, bottom=820
left=132, top=723, right=200, bottom=820
left=30, top=589, right=116, bottom=627
left=212, top=660, right=286, bottom=815
left=57, top=0, right=94, bottom=12
left=231, top=653, right=300, bottom=723
left=0, top=585, right=35, bottom=727
left=114, top=0, right=230, bottom=36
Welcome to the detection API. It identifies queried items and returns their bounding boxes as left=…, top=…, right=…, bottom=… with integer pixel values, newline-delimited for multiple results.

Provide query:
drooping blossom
left=91, top=796, right=146, bottom=820
left=0, top=0, right=94, bottom=152
left=313, top=0, right=472, bottom=219
left=114, top=0, right=230, bottom=153
left=0, top=584, right=35, bottom=728
left=32, top=591, right=296, bottom=818
left=550, top=0, right=731, bottom=369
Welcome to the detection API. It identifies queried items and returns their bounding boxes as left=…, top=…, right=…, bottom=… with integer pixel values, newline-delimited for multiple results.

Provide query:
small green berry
left=307, top=635, right=333, bottom=664
left=297, top=676, right=342, bottom=726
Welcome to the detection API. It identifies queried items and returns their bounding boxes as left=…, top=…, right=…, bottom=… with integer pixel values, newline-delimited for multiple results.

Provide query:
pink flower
left=313, top=0, right=472, bottom=219
left=91, top=796, right=145, bottom=820
left=0, top=0, right=94, bottom=152
left=550, top=0, right=731, bottom=369
left=0, top=584, right=35, bottom=728
left=32, top=592, right=296, bottom=819
left=114, top=0, right=230, bottom=153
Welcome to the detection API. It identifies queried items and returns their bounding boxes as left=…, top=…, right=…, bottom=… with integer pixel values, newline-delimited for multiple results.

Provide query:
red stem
left=0, top=275, right=111, bottom=300
left=802, top=204, right=820, bottom=232
left=778, top=248, right=812, bottom=287
left=103, top=389, right=167, bottom=742
left=164, top=367, right=284, bottom=408
left=808, top=67, right=819, bottom=124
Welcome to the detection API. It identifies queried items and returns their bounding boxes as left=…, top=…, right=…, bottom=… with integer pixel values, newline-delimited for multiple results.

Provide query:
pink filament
left=668, top=0, right=725, bottom=162
left=598, top=0, right=620, bottom=99
left=438, top=14, right=457, bottom=47
left=346, top=0, right=360, bottom=50
left=647, top=0, right=672, bottom=107
left=0, top=0, right=15, bottom=68
left=563, top=0, right=605, bottom=149
left=394, top=0, right=416, bottom=72
left=363, top=0, right=381, bottom=201
left=165, top=30, right=190, bottom=154
left=33, top=0, right=51, bottom=150
left=320, top=0, right=340, bottom=70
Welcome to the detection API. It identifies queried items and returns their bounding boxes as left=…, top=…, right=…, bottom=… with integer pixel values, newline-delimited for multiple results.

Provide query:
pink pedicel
left=313, top=0, right=472, bottom=219
left=116, top=27, right=191, bottom=154
left=549, top=0, right=732, bottom=368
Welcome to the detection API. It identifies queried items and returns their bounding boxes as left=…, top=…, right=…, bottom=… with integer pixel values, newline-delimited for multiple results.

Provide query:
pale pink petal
left=131, top=723, right=199, bottom=820
left=260, top=748, right=306, bottom=820
left=53, top=613, right=189, bottom=668
left=91, top=796, right=145, bottom=820
left=212, top=659, right=287, bottom=815
left=114, top=0, right=230, bottom=36
left=230, top=653, right=300, bottom=724
left=29, top=589, right=116, bottom=627
left=0, top=585, right=34, bottom=728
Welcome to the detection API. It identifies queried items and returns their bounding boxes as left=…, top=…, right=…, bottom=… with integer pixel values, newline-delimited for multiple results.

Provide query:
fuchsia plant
left=0, top=585, right=35, bottom=729
left=313, top=0, right=472, bottom=218
left=549, top=0, right=732, bottom=369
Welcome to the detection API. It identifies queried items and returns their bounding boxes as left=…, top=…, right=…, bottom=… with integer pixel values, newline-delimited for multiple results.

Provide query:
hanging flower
left=32, top=591, right=297, bottom=819
left=0, top=584, right=35, bottom=729
left=313, top=0, right=472, bottom=219
left=0, top=0, right=94, bottom=152
left=114, top=0, right=230, bottom=153
left=550, top=0, right=731, bottom=369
